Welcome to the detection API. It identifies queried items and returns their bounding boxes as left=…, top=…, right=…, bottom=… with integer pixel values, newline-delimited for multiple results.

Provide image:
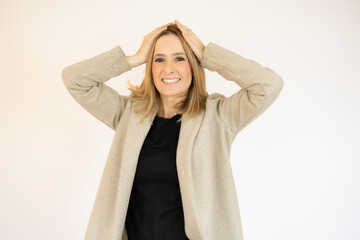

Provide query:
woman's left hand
left=174, top=19, right=205, bottom=62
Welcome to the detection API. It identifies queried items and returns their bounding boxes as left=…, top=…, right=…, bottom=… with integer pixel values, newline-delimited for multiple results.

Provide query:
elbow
left=275, top=75, right=284, bottom=95
left=61, top=65, right=96, bottom=95
left=265, top=75, right=284, bottom=105
left=263, top=67, right=284, bottom=97
left=61, top=65, right=78, bottom=89
left=61, top=66, right=71, bottom=89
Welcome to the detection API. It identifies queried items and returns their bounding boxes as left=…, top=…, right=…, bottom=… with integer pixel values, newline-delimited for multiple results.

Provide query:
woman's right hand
left=126, top=22, right=173, bottom=68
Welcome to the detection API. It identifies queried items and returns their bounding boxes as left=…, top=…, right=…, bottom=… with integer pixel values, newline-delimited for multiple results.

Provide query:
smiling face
left=152, top=34, right=192, bottom=101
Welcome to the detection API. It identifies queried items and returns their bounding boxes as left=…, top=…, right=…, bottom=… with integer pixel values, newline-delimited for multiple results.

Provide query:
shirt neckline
left=155, top=114, right=182, bottom=120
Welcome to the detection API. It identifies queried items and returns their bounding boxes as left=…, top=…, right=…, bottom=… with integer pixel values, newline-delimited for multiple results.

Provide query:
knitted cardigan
left=61, top=42, right=284, bottom=240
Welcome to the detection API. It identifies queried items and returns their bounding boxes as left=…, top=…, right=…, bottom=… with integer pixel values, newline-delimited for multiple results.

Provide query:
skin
left=126, top=20, right=205, bottom=118
left=152, top=34, right=192, bottom=118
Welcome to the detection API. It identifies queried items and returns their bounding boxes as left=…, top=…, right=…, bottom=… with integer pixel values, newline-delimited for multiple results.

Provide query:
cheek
left=151, top=64, right=161, bottom=91
left=152, top=64, right=160, bottom=78
left=180, top=62, right=192, bottom=79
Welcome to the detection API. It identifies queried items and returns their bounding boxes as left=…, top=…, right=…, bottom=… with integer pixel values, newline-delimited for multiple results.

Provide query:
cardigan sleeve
left=61, top=46, right=132, bottom=131
left=200, top=42, right=284, bottom=134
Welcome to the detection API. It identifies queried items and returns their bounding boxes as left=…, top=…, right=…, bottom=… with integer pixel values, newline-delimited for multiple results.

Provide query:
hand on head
left=174, top=19, right=205, bottom=61
left=135, top=22, right=173, bottom=65
left=132, top=20, right=205, bottom=67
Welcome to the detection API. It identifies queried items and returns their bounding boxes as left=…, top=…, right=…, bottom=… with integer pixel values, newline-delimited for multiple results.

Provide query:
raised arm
left=61, top=46, right=132, bottom=130
left=175, top=19, right=284, bottom=134
left=61, top=22, right=173, bottom=130
left=201, top=42, right=284, bottom=134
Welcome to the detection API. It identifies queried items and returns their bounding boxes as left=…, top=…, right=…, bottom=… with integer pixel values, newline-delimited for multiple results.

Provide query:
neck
left=157, top=95, right=184, bottom=119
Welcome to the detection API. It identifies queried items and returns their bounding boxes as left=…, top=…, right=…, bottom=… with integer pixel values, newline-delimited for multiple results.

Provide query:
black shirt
left=125, top=114, right=189, bottom=240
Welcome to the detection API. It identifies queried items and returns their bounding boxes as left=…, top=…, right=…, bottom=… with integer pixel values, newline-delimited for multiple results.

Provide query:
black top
left=125, top=114, right=189, bottom=240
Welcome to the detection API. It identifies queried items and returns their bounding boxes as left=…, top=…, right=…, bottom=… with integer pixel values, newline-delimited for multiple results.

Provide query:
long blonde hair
left=128, top=24, right=208, bottom=123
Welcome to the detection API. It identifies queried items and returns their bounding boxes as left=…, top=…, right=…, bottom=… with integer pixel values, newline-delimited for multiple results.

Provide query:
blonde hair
left=128, top=24, right=208, bottom=123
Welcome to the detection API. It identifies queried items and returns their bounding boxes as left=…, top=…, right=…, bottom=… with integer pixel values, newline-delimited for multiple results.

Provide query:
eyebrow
left=154, top=52, right=186, bottom=57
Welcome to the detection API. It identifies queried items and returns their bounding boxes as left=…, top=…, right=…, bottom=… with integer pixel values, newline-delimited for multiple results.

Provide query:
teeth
left=162, top=78, right=180, bottom=83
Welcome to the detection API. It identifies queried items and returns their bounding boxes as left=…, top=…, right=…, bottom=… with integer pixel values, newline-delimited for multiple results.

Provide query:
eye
left=154, top=58, right=164, bottom=62
left=176, top=57, right=185, bottom=61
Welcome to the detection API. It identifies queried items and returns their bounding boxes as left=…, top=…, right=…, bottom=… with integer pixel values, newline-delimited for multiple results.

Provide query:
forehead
left=154, top=34, right=185, bottom=54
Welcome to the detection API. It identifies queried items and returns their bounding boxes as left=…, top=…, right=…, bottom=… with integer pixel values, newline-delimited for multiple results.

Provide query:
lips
left=161, top=78, right=181, bottom=83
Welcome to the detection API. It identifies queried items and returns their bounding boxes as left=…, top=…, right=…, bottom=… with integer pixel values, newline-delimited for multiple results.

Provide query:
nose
left=163, top=60, right=174, bottom=74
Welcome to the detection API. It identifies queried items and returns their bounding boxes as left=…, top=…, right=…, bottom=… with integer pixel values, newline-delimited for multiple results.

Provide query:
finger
left=175, top=21, right=195, bottom=42
left=147, top=22, right=172, bottom=36
left=149, top=22, right=172, bottom=36
left=174, top=21, right=204, bottom=60
left=159, top=22, right=173, bottom=29
left=174, top=19, right=185, bottom=28
left=165, top=21, right=173, bottom=26
left=157, top=22, right=173, bottom=32
left=174, top=19, right=185, bottom=31
left=175, top=19, right=192, bottom=33
left=174, top=19, right=181, bottom=27
left=174, top=20, right=202, bottom=44
left=175, top=19, right=186, bottom=32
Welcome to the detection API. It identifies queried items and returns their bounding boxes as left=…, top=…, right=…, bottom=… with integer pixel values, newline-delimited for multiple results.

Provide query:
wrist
left=125, top=55, right=144, bottom=68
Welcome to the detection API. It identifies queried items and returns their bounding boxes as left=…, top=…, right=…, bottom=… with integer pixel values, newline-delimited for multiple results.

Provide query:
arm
left=174, top=20, right=284, bottom=134
left=61, top=23, right=173, bottom=130
left=201, top=42, right=284, bottom=134
left=61, top=46, right=132, bottom=131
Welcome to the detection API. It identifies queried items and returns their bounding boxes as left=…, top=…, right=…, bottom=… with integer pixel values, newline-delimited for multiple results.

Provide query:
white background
left=1, top=0, right=359, bottom=239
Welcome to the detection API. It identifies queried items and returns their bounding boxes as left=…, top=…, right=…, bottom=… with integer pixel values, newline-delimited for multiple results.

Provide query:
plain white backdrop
left=1, top=0, right=359, bottom=239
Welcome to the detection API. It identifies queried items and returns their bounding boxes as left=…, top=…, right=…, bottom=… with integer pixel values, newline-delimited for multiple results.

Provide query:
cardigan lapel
left=111, top=105, right=205, bottom=239
left=176, top=110, right=205, bottom=239
left=111, top=106, right=157, bottom=238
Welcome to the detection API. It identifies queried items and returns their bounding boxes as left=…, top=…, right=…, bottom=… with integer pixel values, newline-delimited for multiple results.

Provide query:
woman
left=62, top=20, right=283, bottom=240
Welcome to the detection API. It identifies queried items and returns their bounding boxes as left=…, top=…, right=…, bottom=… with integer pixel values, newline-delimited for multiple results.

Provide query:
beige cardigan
left=62, top=42, right=283, bottom=240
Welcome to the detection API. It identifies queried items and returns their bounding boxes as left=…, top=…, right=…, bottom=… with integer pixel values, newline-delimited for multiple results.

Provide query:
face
left=152, top=34, right=192, bottom=101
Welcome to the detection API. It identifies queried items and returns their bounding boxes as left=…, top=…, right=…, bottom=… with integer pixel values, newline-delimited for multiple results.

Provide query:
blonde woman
left=62, top=19, right=283, bottom=240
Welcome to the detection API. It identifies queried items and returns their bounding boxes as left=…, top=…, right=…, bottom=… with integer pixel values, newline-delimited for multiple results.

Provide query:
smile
left=161, top=78, right=181, bottom=83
